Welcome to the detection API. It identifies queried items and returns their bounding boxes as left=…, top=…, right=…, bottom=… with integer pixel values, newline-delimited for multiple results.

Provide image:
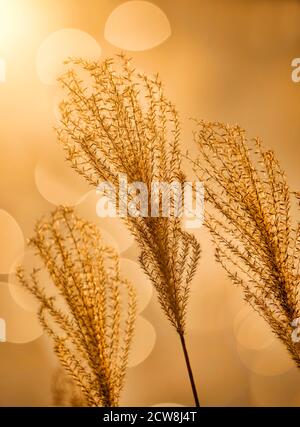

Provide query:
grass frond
left=16, top=206, right=137, bottom=406
left=193, top=120, right=300, bottom=365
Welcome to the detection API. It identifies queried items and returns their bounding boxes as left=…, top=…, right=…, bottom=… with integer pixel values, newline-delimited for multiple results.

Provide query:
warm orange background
left=1, top=0, right=300, bottom=406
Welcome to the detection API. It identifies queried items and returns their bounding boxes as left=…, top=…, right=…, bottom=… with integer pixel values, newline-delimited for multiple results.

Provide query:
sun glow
left=0, top=1, right=20, bottom=38
left=0, top=0, right=33, bottom=53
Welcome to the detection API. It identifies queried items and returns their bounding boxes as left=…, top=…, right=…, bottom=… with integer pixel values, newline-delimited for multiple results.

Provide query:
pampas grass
left=56, top=54, right=201, bottom=406
left=192, top=120, right=300, bottom=366
left=16, top=206, right=136, bottom=407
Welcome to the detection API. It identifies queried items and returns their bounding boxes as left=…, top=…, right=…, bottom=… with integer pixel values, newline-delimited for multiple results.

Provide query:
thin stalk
left=179, top=332, right=200, bottom=407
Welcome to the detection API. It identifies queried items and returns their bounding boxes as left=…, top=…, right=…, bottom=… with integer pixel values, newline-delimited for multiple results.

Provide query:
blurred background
left=1, top=0, right=300, bottom=406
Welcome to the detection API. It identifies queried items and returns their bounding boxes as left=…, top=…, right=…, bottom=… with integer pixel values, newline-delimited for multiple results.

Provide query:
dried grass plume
left=56, top=54, right=201, bottom=405
left=17, top=206, right=136, bottom=406
left=192, top=120, right=300, bottom=365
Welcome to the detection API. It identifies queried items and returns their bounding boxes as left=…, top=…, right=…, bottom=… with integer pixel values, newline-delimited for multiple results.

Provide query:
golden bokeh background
left=0, top=0, right=300, bottom=406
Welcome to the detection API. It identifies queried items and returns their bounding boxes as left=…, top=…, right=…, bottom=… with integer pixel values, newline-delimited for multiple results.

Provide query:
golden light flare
left=188, top=281, right=242, bottom=334
left=0, top=210, right=24, bottom=274
left=234, top=305, right=275, bottom=351
left=36, top=28, right=101, bottom=85
left=128, top=316, right=156, bottom=367
left=104, top=1, right=171, bottom=51
left=0, top=282, right=42, bottom=344
left=187, top=244, right=245, bottom=334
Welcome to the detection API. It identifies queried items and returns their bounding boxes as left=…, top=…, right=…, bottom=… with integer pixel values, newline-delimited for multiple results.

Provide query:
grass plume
left=56, top=54, right=201, bottom=406
left=192, top=120, right=300, bottom=365
left=16, top=206, right=136, bottom=407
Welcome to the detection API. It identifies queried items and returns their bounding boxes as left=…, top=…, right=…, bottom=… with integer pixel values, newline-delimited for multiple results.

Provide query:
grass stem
left=179, top=332, right=200, bottom=407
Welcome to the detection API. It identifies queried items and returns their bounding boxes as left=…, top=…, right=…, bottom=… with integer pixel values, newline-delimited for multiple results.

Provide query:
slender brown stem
left=179, top=332, right=200, bottom=407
